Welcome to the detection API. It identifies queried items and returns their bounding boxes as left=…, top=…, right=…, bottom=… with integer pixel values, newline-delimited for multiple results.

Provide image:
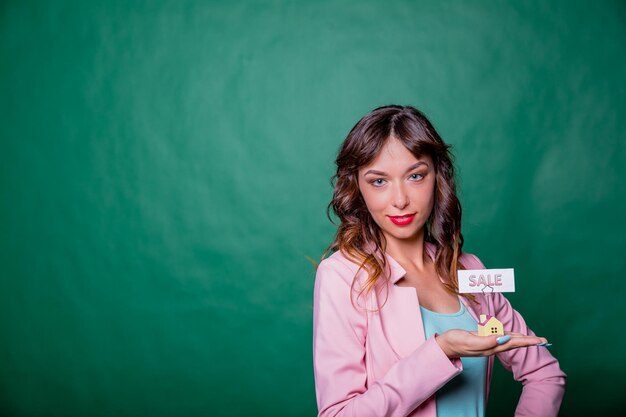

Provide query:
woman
left=312, top=105, right=566, bottom=417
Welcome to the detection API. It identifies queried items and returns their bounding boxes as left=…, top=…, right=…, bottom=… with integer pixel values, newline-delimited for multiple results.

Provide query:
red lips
left=388, top=213, right=416, bottom=226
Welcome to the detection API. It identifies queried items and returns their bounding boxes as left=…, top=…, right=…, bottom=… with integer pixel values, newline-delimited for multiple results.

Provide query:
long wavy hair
left=325, top=105, right=469, bottom=306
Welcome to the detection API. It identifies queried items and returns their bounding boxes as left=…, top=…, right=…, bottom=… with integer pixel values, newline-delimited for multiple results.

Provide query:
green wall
left=2, top=1, right=625, bottom=416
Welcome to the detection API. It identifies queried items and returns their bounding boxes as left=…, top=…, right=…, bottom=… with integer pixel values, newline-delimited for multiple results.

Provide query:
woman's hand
left=435, top=329, right=548, bottom=358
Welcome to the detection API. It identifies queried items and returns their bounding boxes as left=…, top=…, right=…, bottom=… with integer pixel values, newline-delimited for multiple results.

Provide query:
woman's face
left=357, top=137, right=436, bottom=245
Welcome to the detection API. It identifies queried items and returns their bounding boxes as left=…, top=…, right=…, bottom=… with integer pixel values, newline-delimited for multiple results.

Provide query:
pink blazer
left=312, top=244, right=566, bottom=417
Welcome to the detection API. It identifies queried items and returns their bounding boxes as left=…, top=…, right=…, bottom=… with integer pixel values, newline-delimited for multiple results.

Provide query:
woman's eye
left=409, top=173, right=424, bottom=181
left=371, top=179, right=386, bottom=187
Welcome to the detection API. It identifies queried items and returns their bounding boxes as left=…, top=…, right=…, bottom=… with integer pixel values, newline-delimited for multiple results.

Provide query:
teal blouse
left=420, top=301, right=487, bottom=417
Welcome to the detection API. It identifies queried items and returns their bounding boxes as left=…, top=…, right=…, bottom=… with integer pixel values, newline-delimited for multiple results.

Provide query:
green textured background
left=2, top=1, right=625, bottom=416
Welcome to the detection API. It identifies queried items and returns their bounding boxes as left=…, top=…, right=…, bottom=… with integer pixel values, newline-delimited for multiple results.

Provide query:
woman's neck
left=384, top=232, right=429, bottom=271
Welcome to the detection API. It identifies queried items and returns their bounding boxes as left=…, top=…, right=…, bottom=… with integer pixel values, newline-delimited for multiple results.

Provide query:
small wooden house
left=477, top=314, right=504, bottom=336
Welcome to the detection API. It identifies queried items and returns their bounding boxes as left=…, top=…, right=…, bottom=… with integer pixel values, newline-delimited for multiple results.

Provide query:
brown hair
left=325, top=105, right=469, bottom=305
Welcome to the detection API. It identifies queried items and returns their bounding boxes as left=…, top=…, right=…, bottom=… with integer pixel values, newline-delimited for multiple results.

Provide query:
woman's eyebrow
left=363, top=162, right=428, bottom=177
left=405, top=161, right=429, bottom=172
left=363, top=169, right=388, bottom=176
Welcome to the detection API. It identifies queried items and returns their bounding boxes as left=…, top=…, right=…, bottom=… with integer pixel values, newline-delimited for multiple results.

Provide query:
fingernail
left=496, top=335, right=511, bottom=345
left=537, top=342, right=552, bottom=347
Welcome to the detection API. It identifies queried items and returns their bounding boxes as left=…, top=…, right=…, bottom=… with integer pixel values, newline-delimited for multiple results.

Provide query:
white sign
left=458, top=268, right=515, bottom=294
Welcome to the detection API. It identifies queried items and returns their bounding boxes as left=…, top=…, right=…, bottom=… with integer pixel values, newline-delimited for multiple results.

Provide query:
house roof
left=478, top=315, right=501, bottom=326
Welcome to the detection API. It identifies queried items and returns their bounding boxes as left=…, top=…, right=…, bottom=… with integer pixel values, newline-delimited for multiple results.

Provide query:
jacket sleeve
left=313, top=257, right=463, bottom=417
left=494, top=295, right=566, bottom=416
left=468, top=254, right=567, bottom=417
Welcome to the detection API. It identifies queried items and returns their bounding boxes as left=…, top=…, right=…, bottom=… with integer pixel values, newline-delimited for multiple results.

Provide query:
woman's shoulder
left=314, top=251, right=372, bottom=310
left=316, top=250, right=379, bottom=295
left=317, top=250, right=364, bottom=280
left=459, top=251, right=486, bottom=269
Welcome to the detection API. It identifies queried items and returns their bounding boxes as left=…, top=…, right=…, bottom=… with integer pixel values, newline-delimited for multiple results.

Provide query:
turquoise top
left=420, top=301, right=487, bottom=417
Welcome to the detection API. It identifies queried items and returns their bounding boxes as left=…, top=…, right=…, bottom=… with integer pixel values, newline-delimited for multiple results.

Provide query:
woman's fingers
left=503, top=331, right=549, bottom=344
left=493, top=334, right=548, bottom=353
left=504, top=331, right=526, bottom=337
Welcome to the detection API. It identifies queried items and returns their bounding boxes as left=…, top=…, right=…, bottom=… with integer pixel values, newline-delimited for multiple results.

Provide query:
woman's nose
left=392, top=184, right=409, bottom=209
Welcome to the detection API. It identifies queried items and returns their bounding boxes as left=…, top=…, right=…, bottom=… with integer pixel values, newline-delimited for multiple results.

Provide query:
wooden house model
left=477, top=314, right=504, bottom=336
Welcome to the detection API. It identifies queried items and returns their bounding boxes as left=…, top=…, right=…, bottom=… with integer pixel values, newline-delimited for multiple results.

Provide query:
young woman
left=312, top=105, right=566, bottom=417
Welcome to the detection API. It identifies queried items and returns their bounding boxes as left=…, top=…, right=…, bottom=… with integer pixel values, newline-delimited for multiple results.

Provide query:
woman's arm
left=466, top=254, right=567, bottom=416
left=493, top=293, right=566, bottom=416
left=313, top=256, right=462, bottom=417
